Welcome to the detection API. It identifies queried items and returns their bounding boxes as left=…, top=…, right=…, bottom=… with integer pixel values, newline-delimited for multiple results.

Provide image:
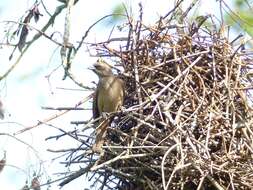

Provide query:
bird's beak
left=89, top=63, right=100, bottom=73
left=89, top=65, right=100, bottom=76
left=88, top=66, right=96, bottom=72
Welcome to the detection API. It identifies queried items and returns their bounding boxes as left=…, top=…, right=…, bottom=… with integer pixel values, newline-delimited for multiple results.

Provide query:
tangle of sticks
left=50, top=3, right=253, bottom=190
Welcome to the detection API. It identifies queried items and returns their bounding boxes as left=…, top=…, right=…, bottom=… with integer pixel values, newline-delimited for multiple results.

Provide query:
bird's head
left=91, top=59, right=113, bottom=77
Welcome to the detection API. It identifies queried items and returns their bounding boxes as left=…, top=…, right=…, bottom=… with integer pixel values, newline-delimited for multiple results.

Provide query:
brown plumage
left=91, top=59, right=124, bottom=153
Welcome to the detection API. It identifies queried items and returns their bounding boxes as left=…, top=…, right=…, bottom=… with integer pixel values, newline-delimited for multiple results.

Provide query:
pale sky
left=0, top=0, right=221, bottom=189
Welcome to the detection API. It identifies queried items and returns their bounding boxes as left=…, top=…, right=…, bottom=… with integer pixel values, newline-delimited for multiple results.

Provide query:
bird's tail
left=92, top=119, right=109, bottom=153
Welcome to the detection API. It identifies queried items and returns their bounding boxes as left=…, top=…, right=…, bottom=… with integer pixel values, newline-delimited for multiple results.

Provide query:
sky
left=0, top=0, right=223, bottom=189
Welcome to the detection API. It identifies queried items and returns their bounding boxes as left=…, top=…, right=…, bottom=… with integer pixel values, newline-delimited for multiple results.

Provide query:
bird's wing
left=120, top=78, right=125, bottom=104
left=115, top=77, right=125, bottom=106
left=92, top=88, right=100, bottom=119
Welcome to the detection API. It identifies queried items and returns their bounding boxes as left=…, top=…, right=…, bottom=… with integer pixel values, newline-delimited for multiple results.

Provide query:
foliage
left=225, top=0, right=253, bottom=37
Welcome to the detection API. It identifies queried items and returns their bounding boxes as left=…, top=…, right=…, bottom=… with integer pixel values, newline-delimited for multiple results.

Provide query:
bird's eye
left=94, top=65, right=102, bottom=70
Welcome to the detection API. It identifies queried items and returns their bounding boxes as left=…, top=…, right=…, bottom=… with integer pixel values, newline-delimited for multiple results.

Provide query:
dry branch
left=52, top=2, right=253, bottom=190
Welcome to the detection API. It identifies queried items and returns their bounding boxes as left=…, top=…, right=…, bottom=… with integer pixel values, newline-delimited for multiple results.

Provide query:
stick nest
left=58, top=4, right=253, bottom=190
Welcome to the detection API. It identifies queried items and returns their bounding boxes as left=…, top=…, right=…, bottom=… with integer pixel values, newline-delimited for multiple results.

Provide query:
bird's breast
left=97, top=76, right=124, bottom=113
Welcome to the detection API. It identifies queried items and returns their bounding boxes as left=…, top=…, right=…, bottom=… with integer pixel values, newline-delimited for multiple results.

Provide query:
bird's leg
left=101, top=112, right=110, bottom=119
left=119, top=106, right=126, bottom=113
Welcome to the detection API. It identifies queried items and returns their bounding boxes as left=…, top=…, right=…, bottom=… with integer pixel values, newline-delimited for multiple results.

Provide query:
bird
left=91, top=59, right=124, bottom=153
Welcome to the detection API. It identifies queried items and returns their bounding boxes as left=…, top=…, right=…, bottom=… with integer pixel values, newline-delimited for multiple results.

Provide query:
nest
left=57, top=3, right=253, bottom=190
